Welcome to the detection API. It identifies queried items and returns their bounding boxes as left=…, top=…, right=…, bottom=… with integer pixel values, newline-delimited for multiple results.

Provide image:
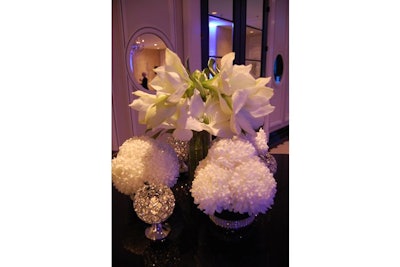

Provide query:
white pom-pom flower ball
left=112, top=136, right=179, bottom=195
left=191, top=137, right=277, bottom=216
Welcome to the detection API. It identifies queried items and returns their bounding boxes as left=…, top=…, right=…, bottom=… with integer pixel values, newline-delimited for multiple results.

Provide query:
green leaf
left=203, top=67, right=210, bottom=78
left=185, top=83, right=195, bottom=98
left=208, top=58, right=220, bottom=76
left=207, top=58, right=217, bottom=76
left=190, top=70, right=207, bottom=101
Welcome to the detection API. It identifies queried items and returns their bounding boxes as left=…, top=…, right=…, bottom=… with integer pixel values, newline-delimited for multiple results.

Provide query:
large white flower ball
left=191, top=137, right=277, bottom=216
left=112, top=136, right=179, bottom=195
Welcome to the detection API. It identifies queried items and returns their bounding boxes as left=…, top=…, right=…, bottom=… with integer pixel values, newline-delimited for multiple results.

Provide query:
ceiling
left=135, top=33, right=167, bottom=50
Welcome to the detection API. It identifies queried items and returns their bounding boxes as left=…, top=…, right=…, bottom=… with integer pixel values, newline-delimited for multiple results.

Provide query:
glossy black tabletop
left=112, top=154, right=289, bottom=267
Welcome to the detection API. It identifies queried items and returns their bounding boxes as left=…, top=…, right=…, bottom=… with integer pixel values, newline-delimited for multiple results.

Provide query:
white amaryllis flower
left=230, top=77, right=275, bottom=136
left=185, top=91, right=232, bottom=138
left=204, top=52, right=275, bottom=137
left=171, top=91, right=232, bottom=141
left=129, top=48, right=193, bottom=133
left=129, top=48, right=275, bottom=140
left=150, top=48, right=193, bottom=103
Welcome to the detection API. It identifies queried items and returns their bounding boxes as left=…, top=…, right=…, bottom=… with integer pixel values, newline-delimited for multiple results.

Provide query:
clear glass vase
left=187, top=131, right=211, bottom=181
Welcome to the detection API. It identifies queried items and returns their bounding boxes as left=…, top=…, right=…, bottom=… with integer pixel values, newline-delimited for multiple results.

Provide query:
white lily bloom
left=186, top=91, right=232, bottom=137
left=170, top=98, right=194, bottom=141
left=130, top=92, right=176, bottom=130
left=129, top=90, right=157, bottom=125
left=130, top=48, right=192, bottom=133
left=215, top=52, right=275, bottom=136
left=150, top=48, right=192, bottom=103
left=129, top=48, right=275, bottom=139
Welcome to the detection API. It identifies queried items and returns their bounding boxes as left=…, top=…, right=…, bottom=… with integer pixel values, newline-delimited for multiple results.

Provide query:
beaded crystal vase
left=209, top=210, right=256, bottom=230
left=166, top=135, right=189, bottom=173
left=260, top=152, right=278, bottom=174
left=133, top=183, right=175, bottom=241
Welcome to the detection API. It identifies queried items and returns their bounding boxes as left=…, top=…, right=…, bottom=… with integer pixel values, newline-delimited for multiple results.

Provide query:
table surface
left=112, top=154, right=289, bottom=267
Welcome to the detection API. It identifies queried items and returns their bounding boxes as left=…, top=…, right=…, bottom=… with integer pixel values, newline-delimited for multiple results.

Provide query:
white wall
left=112, top=0, right=192, bottom=151
left=265, top=0, right=289, bottom=132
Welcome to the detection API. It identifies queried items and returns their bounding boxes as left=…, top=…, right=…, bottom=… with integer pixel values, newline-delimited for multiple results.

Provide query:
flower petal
left=235, top=112, right=257, bottom=135
left=247, top=103, right=275, bottom=118
left=221, top=52, right=235, bottom=70
left=145, top=102, right=176, bottom=128
left=232, top=89, right=249, bottom=114
left=173, top=128, right=193, bottom=141
left=188, top=92, right=205, bottom=117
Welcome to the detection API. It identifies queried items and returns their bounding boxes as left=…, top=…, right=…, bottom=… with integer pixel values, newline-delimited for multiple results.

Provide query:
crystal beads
left=209, top=214, right=256, bottom=230
left=260, top=152, right=278, bottom=174
left=166, top=135, right=189, bottom=173
left=133, top=183, right=175, bottom=240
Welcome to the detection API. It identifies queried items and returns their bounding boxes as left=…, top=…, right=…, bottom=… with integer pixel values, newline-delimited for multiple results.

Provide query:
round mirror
left=126, top=28, right=173, bottom=92
left=273, top=54, right=284, bottom=83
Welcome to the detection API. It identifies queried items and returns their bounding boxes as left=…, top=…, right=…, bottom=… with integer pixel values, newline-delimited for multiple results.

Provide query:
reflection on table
left=112, top=154, right=289, bottom=267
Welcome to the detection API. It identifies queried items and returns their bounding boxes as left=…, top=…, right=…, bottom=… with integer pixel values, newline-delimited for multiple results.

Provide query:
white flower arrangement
left=190, top=136, right=277, bottom=216
left=112, top=136, right=179, bottom=195
left=124, top=49, right=278, bottom=217
left=245, top=128, right=269, bottom=155
left=129, top=48, right=275, bottom=141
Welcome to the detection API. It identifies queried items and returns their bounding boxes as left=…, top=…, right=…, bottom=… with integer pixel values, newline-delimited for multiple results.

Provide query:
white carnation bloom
left=112, top=136, right=179, bottom=195
left=229, top=159, right=276, bottom=215
left=191, top=161, right=232, bottom=215
left=246, top=128, right=269, bottom=155
left=206, top=137, right=257, bottom=169
left=191, top=136, right=277, bottom=216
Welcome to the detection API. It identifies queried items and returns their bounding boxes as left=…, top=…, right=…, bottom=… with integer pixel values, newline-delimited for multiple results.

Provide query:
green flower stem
left=188, top=131, right=211, bottom=181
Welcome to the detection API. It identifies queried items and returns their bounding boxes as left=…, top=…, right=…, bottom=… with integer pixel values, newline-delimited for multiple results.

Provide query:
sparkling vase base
left=208, top=214, right=257, bottom=243
left=209, top=214, right=256, bottom=230
left=145, top=223, right=171, bottom=241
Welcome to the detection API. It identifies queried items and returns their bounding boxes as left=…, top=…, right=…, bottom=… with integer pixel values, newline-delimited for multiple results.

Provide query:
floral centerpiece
left=130, top=48, right=275, bottom=178
left=128, top=48, right=277, bottom=227
left=112, top=136, right=179, bottom=196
